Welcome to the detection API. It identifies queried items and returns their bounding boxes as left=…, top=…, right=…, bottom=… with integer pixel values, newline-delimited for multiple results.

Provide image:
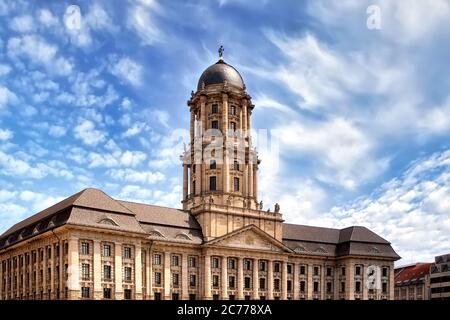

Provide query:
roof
left=394, top=263, right=432, bottom=285
left=197, top=60, right=244, bottom=90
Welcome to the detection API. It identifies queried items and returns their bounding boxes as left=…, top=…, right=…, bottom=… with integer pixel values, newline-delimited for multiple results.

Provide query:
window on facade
left=287, top=280, right=292, bottom=292
left=300, top=265, right=306, bottom=275
left=233, top=160, right=239, bottom=171
left=274, top=278, right=280, bottom=291
left=212, top=120, right=219, bottom=130
left=382, top=282, right=387, bottom=293
left=229, top=276, right=235, bottom=289
left=382, top=267, right=388, bottom=277
left=230, top=105, right=236, bottom=115
left=210, top=176, right=217, bottom=191
left=300, top=281, right=306, bottom=293
left=340, top=267, right=346, bottom=276
left=172, top=273, right=179, bottom=287
left=103, top=265, right=111, bottom=280
left=81, top=242, right=89, bottom=255
left=192, top=180, right=196, bottom=194
left=314, top=266, right=319, bottom=276
left=124, top=289, right=132, bottom=300
left=155, top=272, right=161, bottom=286
left=244, top=260, right=252, bottom=271
left=355, top=266, right=361, bottom=276
left=244, top=277, right=251, bottom=289
left=313, top=281, right=319, bottom=293
left=102, top=244, right=111, bottom=257
left=154, top=254, right=162, bottom=265
left=211, top=104, right=219, bottom=114
left=82, top=263, right=90, bottom=280
left=188, top=256, right=196, bottom=268
left=213, top=294, right=219, bottom=300
left=124, top=267, right=132, bottom=281
left=154, top=292, right=161, bottom=300
left=172, top=293, right=179, bottom=300
left=287, top=264, right=293, bottom=274
left=341, top=282, right=345, bottom=293
left=103, top=288, right=111, bottom=299
left=326, top=267, right=332, bottom=277
left=189, top=274, right=196, bottom=287
left=123, top=247, right=132, bottom=259
left=171, top=255, right=179, bottom=266
left=274, top=262, right=280, bottom=273
left=81, top=287, right=90, bottom=298
left=259, top=278, right=266, bottom=290
left=355, top=281, right=361, bottom=293
left=189, top=294, right=196, bottom=300
left=326, top=282, right=332, bottom=293
left=228, top=258, right=236, bottom=270
left=259, top=261, right=266, bottom=272
left=233, top=177, right=239, bottom=192
left=212, top=257, right=220, bottom=269
left=212, top=275, right=220, bottom=288
left=210, top=160, right=216, bottom=169
left=230, top=122, right=236, bottom=132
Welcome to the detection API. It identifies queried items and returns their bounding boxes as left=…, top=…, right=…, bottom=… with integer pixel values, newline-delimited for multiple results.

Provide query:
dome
left=197, top=60, right=245, bottom=91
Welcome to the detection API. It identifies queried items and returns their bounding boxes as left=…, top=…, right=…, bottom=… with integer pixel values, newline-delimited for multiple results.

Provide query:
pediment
left=205, top=225, right=292, bottom=253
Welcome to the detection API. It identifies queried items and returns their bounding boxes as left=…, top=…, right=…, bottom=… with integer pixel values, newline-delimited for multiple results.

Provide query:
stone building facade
left=0, top=52, right=400, bottom=300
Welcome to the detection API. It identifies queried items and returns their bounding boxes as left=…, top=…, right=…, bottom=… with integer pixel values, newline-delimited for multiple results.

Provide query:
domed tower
left=181, top=47, right=283, bottom=241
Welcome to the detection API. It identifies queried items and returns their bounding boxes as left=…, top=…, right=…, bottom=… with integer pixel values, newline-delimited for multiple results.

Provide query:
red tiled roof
left=394, top=263, right=432, bottom=284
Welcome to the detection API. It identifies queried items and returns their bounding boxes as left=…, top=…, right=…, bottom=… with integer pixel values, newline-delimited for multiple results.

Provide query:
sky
left=0, top=0, right=449, bottom=265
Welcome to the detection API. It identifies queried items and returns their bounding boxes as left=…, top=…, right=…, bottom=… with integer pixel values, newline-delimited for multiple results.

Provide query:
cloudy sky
left=0, top=0, right=449, bottom=265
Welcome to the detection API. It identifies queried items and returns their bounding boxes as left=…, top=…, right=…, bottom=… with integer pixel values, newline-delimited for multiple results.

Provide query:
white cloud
left=0, top=129, right=13, bottom=141
left=37, top=9, right=58, bottom=28
left=0, top=86, right=18, bottom=109
left=123, top=122, right=147, bottom=138
left=73, top=119, right=106, bottom=146
left=127, top=3, right=163, bottom=45
left=48, top=125, right=67, bottom=138
left=109, top=168, right=165, bottom=184
left=109, top=56, right=143, bottom=86
left=0, top=64, right=12, bottom=76
left=10, top=14, right=34, bottom=32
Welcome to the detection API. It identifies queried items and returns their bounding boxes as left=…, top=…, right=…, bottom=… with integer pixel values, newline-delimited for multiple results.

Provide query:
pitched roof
left=394, top=263, right=432, bottom=285
left=283, top=223, right=340, bottom=244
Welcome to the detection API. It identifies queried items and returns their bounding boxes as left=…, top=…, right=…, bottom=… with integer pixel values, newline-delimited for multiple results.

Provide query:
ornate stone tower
left=181, top=47, right=283, bottom=241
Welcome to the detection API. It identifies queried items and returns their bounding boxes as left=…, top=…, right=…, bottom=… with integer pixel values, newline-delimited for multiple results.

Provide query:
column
left=164, top=252, right=171, bottom=300
left=59, top=241, right=64, bottom=300
left=307, top=264, right=313, bottom=300
left=22, top=255, right=26, bottom=298
left=362, top=263, right=368, bottom=300
left=146, top=247, right=152, bottom=300
left=50, top=246, right=55, bottom=299
left=237, top=257, right=244, bottom=300
left=221, top=256, right=228, bottom=299
left=93, top=240, right=101, bottom=299
left=183, top=164, right=188, bottom=201
left=253, top=164, right=258, bottom=201
left=243, top=163, right=248, bottom=197
left=135, top=244, right=142, bottom=300
left=248, top=163, right=253, bottom=199
left=389, top=264, right=394, bottom=300
left=293, top=263, right=299, bottom=300
left=281, top=261, right=288, bottom=300
left=222, top=93, right=229, bottom=193
left=242, top=100, right=248, bottom=135
left=204, top=255, right=212, bottom=300
left=190, top=110, right=195, bottom=196
left=252, top=258, right=258, bottom=299
left=67, top=238, right=80, bottom=300
left=114, top=243, right=123, bottom=300
left=181, top=254, right=188, bottom=300
left=267, top=260, right=273, bottom=300
left=0, top=259, right=3, bottom=299
left=347, top=262, right=354, bottom=300
left=43, top=246, right=47, bottom=299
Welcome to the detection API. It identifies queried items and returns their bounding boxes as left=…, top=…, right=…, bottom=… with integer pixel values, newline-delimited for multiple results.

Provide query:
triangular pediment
left=204, top=225, right=293, bottom=253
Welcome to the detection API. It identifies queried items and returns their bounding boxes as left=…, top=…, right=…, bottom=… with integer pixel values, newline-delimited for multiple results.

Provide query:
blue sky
left=0, top=0, right=450, bottom=265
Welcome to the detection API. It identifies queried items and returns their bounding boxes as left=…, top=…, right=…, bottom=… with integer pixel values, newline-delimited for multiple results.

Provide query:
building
left=430, top=254, right=450, bottom=300
left=0, top=50, right=400, bottom=300
left=394, top=263, right=432, bottom=300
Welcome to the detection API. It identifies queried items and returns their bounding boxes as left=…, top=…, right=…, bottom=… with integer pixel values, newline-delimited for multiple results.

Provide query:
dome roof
left=197, top=60, right=244, bottom=91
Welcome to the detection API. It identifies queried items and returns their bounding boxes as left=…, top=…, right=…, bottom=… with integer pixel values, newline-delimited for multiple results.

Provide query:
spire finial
left=218, top=45, right=224, bottom=61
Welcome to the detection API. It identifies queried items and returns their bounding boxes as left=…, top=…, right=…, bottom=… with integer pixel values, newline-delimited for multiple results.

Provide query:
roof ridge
left=116, top=199, right=183, bottom=211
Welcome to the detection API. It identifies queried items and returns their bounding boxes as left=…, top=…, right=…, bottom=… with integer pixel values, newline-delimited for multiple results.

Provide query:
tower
left=181, top=47, right=283, bottom=241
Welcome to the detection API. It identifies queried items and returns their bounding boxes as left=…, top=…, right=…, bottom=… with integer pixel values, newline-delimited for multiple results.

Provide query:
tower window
left=192, top=180, right=196, bottom=194
left=210, top=176, right=217, bottom=191
left=230, top=105, right=236, bottom=115
left=212, top=120, right=219, bottom=129
left=230, top=122, right=236, bottom=131
left=233, top=177, right=239, bottom=192
left=211, top=104, right=219, bottom=114
left=210, top=160, right=216, bottom=169
left=233, top=161, right=239, bottom=170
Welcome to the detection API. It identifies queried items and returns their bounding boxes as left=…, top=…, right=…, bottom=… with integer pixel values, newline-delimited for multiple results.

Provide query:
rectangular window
left=155, top=272, right=161, bottom=286
left=211, top=104, right=218, bottom=114
left=103, top=265, right=111, bottom=280
left=326, top=267, right=332, bottom=277
left=382, top=267, right=388, bottom=277
left=102, top=244, right=111, bottom=257
left=244, top=260, right=252, bottom=271
left=210, top=160, right=216, bottom=169
left=228, top=258, right=236, bottom=270
left=230, top=122, right=236, bottom=131
left=230, top=105, right=236, bottom=115
left=189, top=274, right=196, bottom=287
left=287, top=280, right=292, bottom=292
left=124, top=289, right=132, bottom=300
left=314, top=266, right=319, bottom=276
left=244, top=277, right=251, bottom=289
left=300, top=265, right=306, bottom=275
left=341, top=266, right=346, bottom=276
left=382, top=282, right=387, bottom=293
left=313, top=281, right=319, bottom=293
left=123, top=247, right=132, bottom=259
left=274, top=278, right=280, bottom=291
left=229, top=276, right=235, bottom=289
left=172, top=293, right=179, bottom=300
left=124, top=267, right=132, bottom=281
left=82, top=263, right=90, bottom=280
left=274, top=262, right=280, bottom=273
left=81, top=242, right=89, bottom=255
left=212, top=257, right=220, bottom=269
left=210, top=176, right=217, bottom=191
left=341, top=282, right=345, bottom=293
left=212, top=275, right=220, bottom=288
left=259, top=261, right=266, bottom=272
left=103, top=288, right=111, bottom=299
left=300, top=281, right=306, bottom=293
left=81, top=287, right=90, bottom=298
left=172, top=273, right=179, bottom=287
left=153, top=254, right=162, bottom=265
left=326, top=282, right=332, bottom=293
left=211, top=120, right=219, bottom=129
left=259, top=278, right=266, bottom=290
left=233, top=177, right=239, bottom=192
left=188, top=256, right=196, bottom=268
left=355, top=266, right=361, bottom=276
left=171, top=255, right=179, bottom=266
left=355, top=281, right=361, bottom=293
left=233, top=160, right=239, bottom=171
left=189, top=294, right=196, bottom=300
left=154, top=292, right=161, bottom=300
left=287, top=264, right=293, bottom=274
